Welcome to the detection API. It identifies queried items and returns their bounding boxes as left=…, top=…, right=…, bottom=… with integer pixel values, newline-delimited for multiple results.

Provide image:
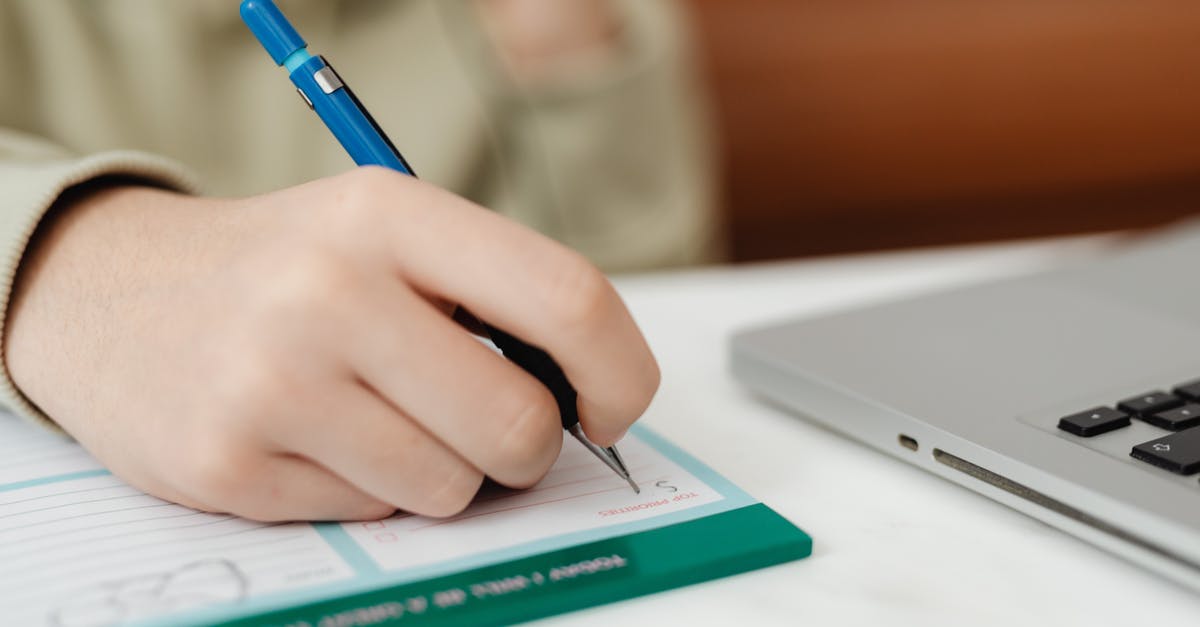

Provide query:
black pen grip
left=485, top=324, right=580, bottom=430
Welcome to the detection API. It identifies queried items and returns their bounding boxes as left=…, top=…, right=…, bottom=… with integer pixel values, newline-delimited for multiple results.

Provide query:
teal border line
left=349, top=499, right=746, bottom=586
left=243, top=504, right=809, bottom=627
left=133, top=425, right=761, bottom=627
left=314, top=424, right=755, bottom=585
left=313, top=523, right=382, bottom=576
left=633, top=425, right=752, bottom=505
left=0, top=468, right=111, bottom=493
left=165, top=503, right=809, bottom=627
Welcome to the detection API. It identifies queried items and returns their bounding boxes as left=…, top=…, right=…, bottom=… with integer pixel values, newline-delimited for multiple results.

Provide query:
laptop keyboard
left=1058, top=379, right=1200, bottom=478
left=1058, top=407, right=1130, bottom=437
left=1116, top=391, right=1182, bottom=417
left=1131, top=429, right=1200, bottom=475
left=1139, top=404, right=1200, bottom=431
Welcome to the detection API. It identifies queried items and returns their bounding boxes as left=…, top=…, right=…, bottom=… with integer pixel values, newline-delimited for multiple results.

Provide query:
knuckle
left=181, top=441, right=256, bottom=509
left=354, top=501, right=397, bottom=521
left=422, top=465, right=484, bottom=518
left=257, top=249, right=360, bottom=323
left=541, top=254, right=612, bottom=331
left=648, top=359, right=662, bottom=393
left=326, top=189, right=383, bottom=233
left=284, top=249, right=358, bottom=303
left=212, top=352, right=292, bottom=425
left=330, top=167, right=410, bottom=225
left=632, top=356, right=662, bottom=415
left=360, top=427, right=425, bottom=478
left=491, top=385, right=561, bottom=485
left=343, top=164, right=403, bottom=194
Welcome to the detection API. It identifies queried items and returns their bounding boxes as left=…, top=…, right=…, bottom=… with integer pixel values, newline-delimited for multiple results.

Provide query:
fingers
left=176, top=454, right=395, bottom=523
left=273, top=380, right=487, bottom=518
left=357, top=170, right=660, bottom=445
left=340, top=275, right=564, bottom=489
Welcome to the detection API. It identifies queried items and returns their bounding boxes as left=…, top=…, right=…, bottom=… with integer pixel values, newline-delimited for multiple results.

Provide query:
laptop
left=730, top=222, right=1200, bottom=591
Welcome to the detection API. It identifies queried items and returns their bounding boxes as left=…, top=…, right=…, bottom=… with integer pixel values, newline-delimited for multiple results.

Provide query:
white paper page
left=0, top=417, right=103, bottom=485
left=0, top=417, right=355, bottom=627
left=0, top=470, right=355, bottom=626
left=0, top=413, right=733, bottom=626
left=342, top=434, right=723, bottom=571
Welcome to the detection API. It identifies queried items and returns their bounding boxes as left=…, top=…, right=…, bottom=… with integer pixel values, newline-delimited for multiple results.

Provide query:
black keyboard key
left=1117, top=391, right=1183, bottom=416
left=1058, top=407, right=1131, bottom=437
left=1142, top=403, right=1200, bottom=431
left=1173, top=379, right=1200, bottom=402
left=1130, top=428, right=1200, bottom=475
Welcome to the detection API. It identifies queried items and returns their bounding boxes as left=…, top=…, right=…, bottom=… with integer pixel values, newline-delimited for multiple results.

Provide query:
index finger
left=365, top=171, right=660, bottom=445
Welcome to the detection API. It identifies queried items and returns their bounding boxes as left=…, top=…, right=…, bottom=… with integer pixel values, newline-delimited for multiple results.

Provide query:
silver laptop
left=730, top=223, right=1200, bottom=591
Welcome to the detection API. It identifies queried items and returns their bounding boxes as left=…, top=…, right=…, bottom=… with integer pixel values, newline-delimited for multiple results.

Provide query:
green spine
left=216, top=504, right=811, bottom=627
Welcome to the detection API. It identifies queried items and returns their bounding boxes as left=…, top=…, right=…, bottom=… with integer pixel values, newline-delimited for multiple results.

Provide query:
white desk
left=558, top=236, right=1200, bottom=626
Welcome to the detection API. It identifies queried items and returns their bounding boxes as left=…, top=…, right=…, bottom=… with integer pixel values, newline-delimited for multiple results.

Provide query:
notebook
left=0, top=414, right=811, bottom=626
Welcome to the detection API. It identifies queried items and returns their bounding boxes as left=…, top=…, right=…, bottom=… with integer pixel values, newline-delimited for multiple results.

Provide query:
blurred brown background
left=685, top=0, right=1200, bottom=261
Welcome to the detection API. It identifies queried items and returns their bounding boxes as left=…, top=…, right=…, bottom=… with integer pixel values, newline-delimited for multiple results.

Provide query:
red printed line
left=469, top=463, right=655, bottom=507
left=379, top=464, right=658, bottom=523
left=410, top=482, right=646, bottom=531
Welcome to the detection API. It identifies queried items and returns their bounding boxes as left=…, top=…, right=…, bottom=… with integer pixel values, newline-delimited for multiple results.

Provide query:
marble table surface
left=551, top=235, right=1198, bottom=626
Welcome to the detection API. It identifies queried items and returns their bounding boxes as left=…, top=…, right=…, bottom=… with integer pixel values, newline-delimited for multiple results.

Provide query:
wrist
left=3, top=183, right=234, bottom=418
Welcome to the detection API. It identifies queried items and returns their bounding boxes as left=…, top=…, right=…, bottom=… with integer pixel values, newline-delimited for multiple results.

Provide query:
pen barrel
left=289, top=56, right=414, bottom=174
left=486, top=325, right=581, bottom=430
left=240, top=0, right=307, bottom=64
left=243, top=0, right=585, bottom=438
left=290, top=54, right=579, bottom=430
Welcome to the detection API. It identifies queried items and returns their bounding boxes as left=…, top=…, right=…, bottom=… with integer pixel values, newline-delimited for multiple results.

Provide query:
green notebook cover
left=199, top=428, right=813, bottom=626
left=220, top=503, right=808, bottom=626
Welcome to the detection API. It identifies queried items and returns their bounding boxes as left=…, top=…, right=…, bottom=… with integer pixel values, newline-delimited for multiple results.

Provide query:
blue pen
left=239, top=0, right=638, bottom=493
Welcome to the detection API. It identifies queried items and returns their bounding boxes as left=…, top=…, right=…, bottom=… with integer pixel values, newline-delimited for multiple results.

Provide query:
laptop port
left=898, top=434, right=919, bottom=451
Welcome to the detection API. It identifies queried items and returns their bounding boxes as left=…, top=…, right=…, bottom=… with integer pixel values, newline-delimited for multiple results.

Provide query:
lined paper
left=0, top=418, right=103, bottom=487
left=342, top=435, right=722, bottom=571
left=0, top=473, right=353, bottom=626
left=0, top=413, right=726, bottom=626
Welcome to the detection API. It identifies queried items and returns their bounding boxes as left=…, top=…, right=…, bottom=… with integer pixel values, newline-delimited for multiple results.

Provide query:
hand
left=474, top=0, right=621, bottom=83
left=4, top=168, right=659, bottom=521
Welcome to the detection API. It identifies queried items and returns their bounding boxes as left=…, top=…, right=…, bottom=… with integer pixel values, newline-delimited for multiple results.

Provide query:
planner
left=0, top=414, right=811, bottom=626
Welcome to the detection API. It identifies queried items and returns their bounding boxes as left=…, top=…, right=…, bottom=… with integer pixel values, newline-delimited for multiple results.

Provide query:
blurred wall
left=685, top=0, right=1200, bottom=261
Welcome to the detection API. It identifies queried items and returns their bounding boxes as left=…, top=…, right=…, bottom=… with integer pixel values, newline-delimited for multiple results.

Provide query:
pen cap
left=240, top=0, right=307, bottom=65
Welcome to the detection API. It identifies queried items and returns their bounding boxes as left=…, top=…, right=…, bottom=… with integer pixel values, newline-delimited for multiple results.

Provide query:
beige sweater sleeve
left=0, top=129, right=196, bottom=427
